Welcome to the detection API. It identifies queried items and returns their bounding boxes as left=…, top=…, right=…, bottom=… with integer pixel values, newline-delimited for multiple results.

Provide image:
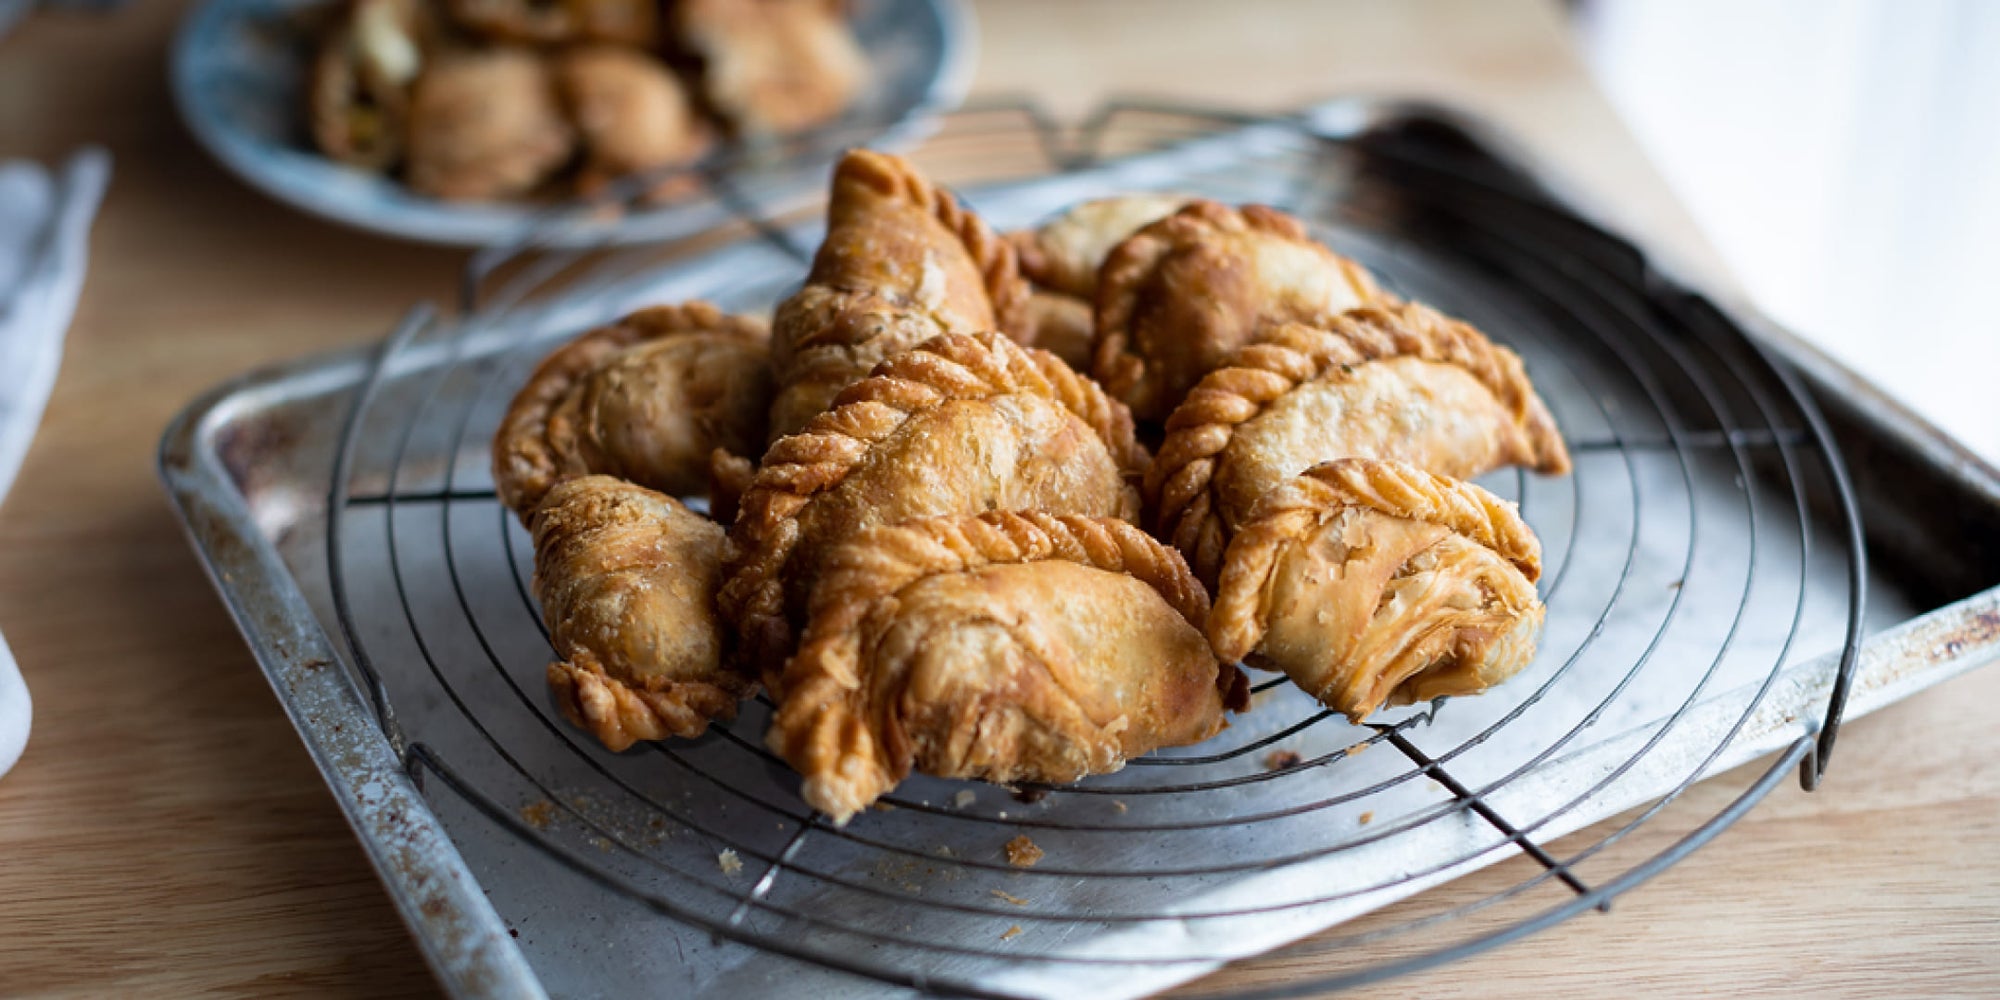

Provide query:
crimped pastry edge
left=491, top=301, right=768, bottom=521
left=1207, top=457, right=1541, bottom=664
left=1149, top=301, right=1571, bottom=581
left=1090, top=200, right=1383, bottom=419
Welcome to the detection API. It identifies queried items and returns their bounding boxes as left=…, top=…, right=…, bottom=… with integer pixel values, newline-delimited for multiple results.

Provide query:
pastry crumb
left=934, top=845, right=955, bottom=858
left=1113, top=800, right=1128, bottom=814
left=1263, top=749, right=1302, bottom=770
left=954, top=789, right=976, bottom=809
left=717, top=849, right=743, bottom=875
left=519, top=800, right=555, bottom=829
left=1004, top=834, right=1043, bottom=868
left=991, top=889, right=1029, bottom=906
left=1001, top=924, right=1024, bottom=940
left=1346, top=741, right=1370, bottom=757
left=871, top=801, right=896, bottom=812
left=1359, top=811, right=1374, bottom=825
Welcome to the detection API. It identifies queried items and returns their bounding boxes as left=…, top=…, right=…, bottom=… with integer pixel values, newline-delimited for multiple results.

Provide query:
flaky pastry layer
left=1209, top=458, right=1544, bottom=722
left=770, top=511, right=1245, bottom=823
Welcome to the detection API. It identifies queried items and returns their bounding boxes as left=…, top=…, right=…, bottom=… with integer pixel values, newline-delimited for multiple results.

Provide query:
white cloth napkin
left=0, top=148, right=110, bottom=781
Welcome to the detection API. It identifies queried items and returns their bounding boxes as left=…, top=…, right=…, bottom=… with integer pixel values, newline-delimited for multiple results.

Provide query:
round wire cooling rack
left=320, top=98, right=1867, bottom=997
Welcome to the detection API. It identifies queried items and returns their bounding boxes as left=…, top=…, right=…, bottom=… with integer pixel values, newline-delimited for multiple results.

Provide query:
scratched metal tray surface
left=160, top=100, right=2000, bottom=998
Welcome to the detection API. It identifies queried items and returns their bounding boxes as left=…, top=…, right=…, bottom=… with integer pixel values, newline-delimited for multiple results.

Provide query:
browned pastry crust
left=1010, top=289, right=1096, bottom=372
left=533, top=476, right=750, bottom=750
left=492, top=302, right=772, bottom=521
left=1092, top=200, right=1387, bottom=421
left=444, top=0, right=658, bottom=46
left=719, top=330, right=1148, bottom=686
left=1150, top=302, right=1571, bottom=583
left=767, top=149, right=1030, bottom=438
left=554, top=45, right=712, bottom=199
left=1008, top=193, right=1195, bottom=300
left=673, top=0, right=867, bottom=137
left=769, top=511, right=1245, bottom=823
left=707, top=447, right=757, bottom=525
left=405, top=47, right=577, bottom=201
left=1209, top=458, right=1544, bottom=722
left=308, top=0, right=432, bottom=171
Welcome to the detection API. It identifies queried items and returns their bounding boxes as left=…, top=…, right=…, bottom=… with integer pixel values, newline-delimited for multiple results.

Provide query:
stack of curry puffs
left=309, top=0, right=867, bottom=201
left=491, top=149, right=1572, bottom=824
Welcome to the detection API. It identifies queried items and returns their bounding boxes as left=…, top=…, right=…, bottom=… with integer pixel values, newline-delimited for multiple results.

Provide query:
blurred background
left=1578, top=0, right=2000, bottom=464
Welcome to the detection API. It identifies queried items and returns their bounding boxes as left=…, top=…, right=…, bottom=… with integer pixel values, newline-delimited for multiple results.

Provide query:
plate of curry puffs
left=488, top=148, right=1574, bottom=824
left=171, top=0, right=971, bottom=245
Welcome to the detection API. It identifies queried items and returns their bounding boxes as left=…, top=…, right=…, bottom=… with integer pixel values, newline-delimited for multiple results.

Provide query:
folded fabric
left=0, top=148, right=110, bottom=781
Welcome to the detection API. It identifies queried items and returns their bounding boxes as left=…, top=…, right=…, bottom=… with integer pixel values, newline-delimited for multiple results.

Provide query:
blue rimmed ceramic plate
left=170, top=0, right=974, bottom=247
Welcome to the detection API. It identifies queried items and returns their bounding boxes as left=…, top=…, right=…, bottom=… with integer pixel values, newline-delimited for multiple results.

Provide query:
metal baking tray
left=159, top=99, right=2000, bottom=998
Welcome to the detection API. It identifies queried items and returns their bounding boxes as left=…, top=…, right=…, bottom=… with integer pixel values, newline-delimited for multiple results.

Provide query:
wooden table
left=2, top=1, right=1995, bottom=996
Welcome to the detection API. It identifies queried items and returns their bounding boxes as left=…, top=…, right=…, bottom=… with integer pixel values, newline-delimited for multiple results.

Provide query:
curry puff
left=672, top=0, right=868, bottom=138
left=1009, top=193, right=1195, bottom=301
left=554, top=44, right=713, bottom=198
left=770, top=511, right=1247, bottom=824
left=1093, top=200, right=1387, bottom=420
left=309, top=0, right=432, bottom=171
left=492, top=302, right=772, bottom=521
left=720, top=330, right=1148, bottom=685
left=1209, top=458, right=1546, bottom=723
left=534, top=476, right=749, bottom=750
left=1004, top=193, right=1193, bottom=370
left=1150, top=301, right=1570, bottom=583
left=767, top=149, right=1029, bottom=439
left=404, top=47, right=576, bottom=200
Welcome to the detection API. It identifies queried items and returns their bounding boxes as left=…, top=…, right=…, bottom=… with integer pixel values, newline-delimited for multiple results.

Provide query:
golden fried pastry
left=1150, top=302, right=1570, bottom=583
left=770, top=511, right=1246, bottom=824
left=1209, top=458, right=1545, bottom=722
left=1011, top=289, right=1097, bottom=372
left=1008, top=193, right=1195, bottom=300
left=766, top=149, right=1029, bottom=439
left=673, top=0, right=867, bottom=137
left=493, top=302, right=772, bottom=521
left=720, top=330, right=1148, bottom=685
left=309, top=0, right=432, bottom=170
left=405, top=47, right=577, bottom=200
left=1093, top=201, right=1387, bottom=420
left=554, top=45, right=712, bottom=198
left=534, top=476, right=749, bottom=750
left=444, top=0, right=658, bottom=45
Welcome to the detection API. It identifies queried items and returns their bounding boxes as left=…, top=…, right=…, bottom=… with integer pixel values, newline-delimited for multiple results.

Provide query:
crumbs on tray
left=1004, top=834, right=1044, bottom=868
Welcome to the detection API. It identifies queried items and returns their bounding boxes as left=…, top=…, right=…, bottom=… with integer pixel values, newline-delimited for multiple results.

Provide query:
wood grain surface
left=0, top=1, right=1995, bottom=997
